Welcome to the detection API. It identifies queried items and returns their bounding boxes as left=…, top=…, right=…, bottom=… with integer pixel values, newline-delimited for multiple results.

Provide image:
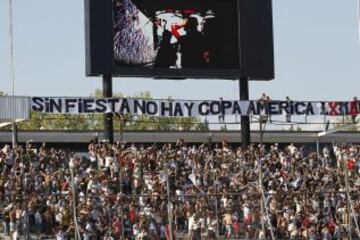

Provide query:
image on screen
left=113, top=0, right=239, bottom=69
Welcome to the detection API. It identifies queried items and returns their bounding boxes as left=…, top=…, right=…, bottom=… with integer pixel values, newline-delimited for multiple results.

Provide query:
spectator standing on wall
left=259, top=93, right=271, bottom=123
left=218, top=97, right=225, bottom=124
left=286, top=96, right=292, bottom=123
left=350, top=96, right=359, bottom=123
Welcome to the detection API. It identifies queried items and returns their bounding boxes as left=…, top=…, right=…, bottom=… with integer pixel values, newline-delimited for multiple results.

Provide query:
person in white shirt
left=187, top=214, right=194, bottom=239
left=133, top=223, right=141, bottom=238
left=190, top=213, right=201, bottom=240
left=34, top=210, right=42, bottom=236
left=159, top=224, right=167, bottom=240
left=206, top=213, right=217, bottom=240
left=56, top=228, right=67, bottom=240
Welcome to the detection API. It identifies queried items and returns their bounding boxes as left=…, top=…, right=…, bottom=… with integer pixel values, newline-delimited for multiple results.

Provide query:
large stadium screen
left=113, top=0, right=239, bottom=70
left=85, top=0, right=274, bottom=80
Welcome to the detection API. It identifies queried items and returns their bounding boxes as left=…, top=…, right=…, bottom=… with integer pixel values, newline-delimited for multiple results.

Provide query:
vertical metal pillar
left=9, top=0, right=14, bottom=96
left=239, top=78, right=250, bottom=149
left=316, top=138, right=320, bottom=157
left=9, top=0, right=17, bottom=147
left=260, top=119, right=264, bottom=146
left=215, top=196, right=219, bottom=239
left=119, top=167, right=125, bottom=240
left=166, top=173, right=174, bottom=240
left=12, top=122, right=17, bottom=148
left=345, top=162, right=352, bottom=240
left=259, top=154, right=275, bottom=239
left=102, top=74, right=114, bottom=143
left=120, top=116, right=124, bottom=143
left=69, top=158, right=81, bottom=240
left=259, top=162, right=266, bottom=239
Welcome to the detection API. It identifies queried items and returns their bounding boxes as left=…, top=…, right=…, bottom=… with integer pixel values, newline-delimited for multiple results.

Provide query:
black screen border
left=85, top=0, right=274, bottom=80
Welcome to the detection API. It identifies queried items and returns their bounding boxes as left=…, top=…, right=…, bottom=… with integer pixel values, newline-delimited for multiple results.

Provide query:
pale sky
left=0, top=0, right=359, bottom=102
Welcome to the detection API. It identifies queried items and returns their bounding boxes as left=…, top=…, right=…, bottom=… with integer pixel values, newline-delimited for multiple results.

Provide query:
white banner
left=31, top=97, right=360, bottom=117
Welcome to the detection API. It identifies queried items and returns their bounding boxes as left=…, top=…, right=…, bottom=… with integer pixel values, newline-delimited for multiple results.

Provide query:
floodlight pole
left=9, top=0, right=17, bottom=148
left=102, top=74, right=114, bottom=143
left=239, top=78, right=250, bottom=149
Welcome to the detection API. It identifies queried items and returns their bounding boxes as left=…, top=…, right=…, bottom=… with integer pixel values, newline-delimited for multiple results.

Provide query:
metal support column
left=345, top=161, right=352, bottom=240
left=259, top=163, right=266, bottom=239
left=239, top=78, right=250, bottom=149
left=166, top=172, right=174, bottom=240
left=102, top=74, right=114, bottom=143
left=12, top=122, right=17, bottom=148
left=9, top=0, right=17, bottom=148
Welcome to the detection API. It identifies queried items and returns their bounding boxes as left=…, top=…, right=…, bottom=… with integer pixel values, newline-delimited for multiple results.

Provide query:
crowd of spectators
left=1, top=140, right=360, bottom=239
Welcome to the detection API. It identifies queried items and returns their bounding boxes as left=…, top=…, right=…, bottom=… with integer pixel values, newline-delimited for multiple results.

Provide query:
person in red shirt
left=232, top=219, right=240, bottom=239
left=349, top=97, right=359, bottom=123
left=129, top=205, right=137, bottom=224
left=166, top=223, right=175, bottom=240
left=327, top=218, right=336, bottom=235
left=112, top=217, right=122, bottom=238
